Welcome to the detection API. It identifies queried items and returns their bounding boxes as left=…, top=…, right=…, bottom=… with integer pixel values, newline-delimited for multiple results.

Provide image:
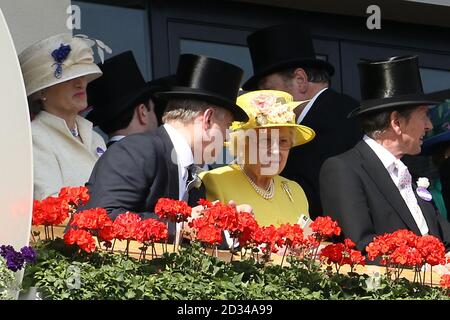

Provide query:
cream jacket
left=32, top=111, right=106, bottom=200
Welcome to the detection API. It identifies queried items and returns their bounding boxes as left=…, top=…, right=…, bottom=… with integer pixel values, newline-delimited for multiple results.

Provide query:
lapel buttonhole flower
left=416, top=177, right=432, bottom=201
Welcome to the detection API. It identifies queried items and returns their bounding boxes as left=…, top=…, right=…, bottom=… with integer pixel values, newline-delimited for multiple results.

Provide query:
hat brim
left=242, top=58, right=335, bottom=91
left=155, top=88, right=249, bottom=122
left=27, top=64, right=102, bottom=97
left=254, top=123, right=316, bottom=147
left=348, top=96, right=440, bottom=118
left=87, top=83, right=165, bottom=125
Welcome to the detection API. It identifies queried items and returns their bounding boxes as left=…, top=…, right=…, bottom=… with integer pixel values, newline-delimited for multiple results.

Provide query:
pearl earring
left=41, top=96, right=47, bottom=102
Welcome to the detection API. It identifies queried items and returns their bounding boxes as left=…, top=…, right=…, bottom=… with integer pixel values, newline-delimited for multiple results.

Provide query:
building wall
left=0, top=0, right=71, bottom=53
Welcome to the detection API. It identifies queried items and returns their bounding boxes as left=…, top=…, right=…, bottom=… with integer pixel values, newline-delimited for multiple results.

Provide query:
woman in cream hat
left=19, top=33, right=107, bottom=201
left=200, top=90, right=315, bottom=226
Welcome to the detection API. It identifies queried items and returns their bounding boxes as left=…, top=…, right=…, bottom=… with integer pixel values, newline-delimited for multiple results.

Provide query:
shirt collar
left=296, top=87, right=328, bottom=124
left=34, top=111, right=93, bottom=147
left=163, top=123, right=194, bottom=169
left=108, top=135, right=126, bottom=143
left=363, top=135, right=398, bottom=170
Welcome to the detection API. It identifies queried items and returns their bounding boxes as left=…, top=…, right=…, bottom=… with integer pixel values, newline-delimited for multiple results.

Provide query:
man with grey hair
left=83, top=54, right=249, bottom=239
left=243, top=23, right=362, bottom=219
left=320, top=55, right=450, bottom=253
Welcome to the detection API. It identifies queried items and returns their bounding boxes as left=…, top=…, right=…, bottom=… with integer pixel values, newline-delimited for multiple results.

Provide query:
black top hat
left=242, top=23, right=335, bottom=91
left=86, top=51, right=173, bottom=126
left=348, top=55, right=439, bottom=118
left=156, top=54, right=248, bottom=121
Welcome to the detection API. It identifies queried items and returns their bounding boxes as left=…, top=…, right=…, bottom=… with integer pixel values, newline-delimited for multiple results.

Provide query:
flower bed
left=15, top=187, right=450, bottom=300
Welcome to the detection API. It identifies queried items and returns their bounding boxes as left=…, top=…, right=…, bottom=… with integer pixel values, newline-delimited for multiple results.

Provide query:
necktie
left=395, top=160, right=429, bottom=235
left=183, top=164, right=202, bottom=202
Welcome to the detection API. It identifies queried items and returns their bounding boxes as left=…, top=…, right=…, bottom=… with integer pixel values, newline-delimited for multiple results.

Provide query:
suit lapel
left=355, top=141, right=421, bottom=234
left=299, top=88, right=329, bottom=125
left=156, top=127, right=179, bottom=200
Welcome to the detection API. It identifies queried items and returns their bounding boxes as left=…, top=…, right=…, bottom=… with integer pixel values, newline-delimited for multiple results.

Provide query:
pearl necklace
left=238, top=165, right=274, bottom=199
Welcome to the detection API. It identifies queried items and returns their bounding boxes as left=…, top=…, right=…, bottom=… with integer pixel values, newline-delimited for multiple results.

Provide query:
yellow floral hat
left=230, top=90, right=315, bottom=147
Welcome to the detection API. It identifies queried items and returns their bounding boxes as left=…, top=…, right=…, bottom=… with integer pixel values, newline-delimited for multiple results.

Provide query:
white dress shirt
left=363, top=135, right=429, bottom=235
left=163, top=124, right=194, bottom=200
left=296, top=87, right=328, bottom=124
left=108, top=135, right=126, bottom=145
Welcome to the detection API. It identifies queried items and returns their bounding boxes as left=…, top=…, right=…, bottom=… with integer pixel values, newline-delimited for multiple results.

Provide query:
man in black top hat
left=86, top=51, right=174, bottom=148
left=83, top=54, right=249, bottom=239
left=319, top=55, right=450, bottom=253
left=243, top=23, right=362, bottom=219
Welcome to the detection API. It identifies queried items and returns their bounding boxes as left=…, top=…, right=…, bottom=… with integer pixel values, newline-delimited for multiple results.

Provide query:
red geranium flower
left=134, top=218, right=168, bottom=243
left=320, top=239, right=365, bottom=270
left=196, top=225, right=222, bottom=245
left=310, top=216, right=341, bottom=239
left=70, top=208, right=112, bottom=230
left=98, top=225, right=115, bottom=242
left=58, top=186, right=89, bottom=207
left=277, top=223, right=304, bottom=248
left=416, top=235, right=446, bottom=266
left=32, top=196, right=70, bottom=226
left=440, top=274, right=450, bottom=289
left=320, top=243, right=345, bottom=265
left=197, top=198, right=213, bottom=208
left=252, top=225, right=282, bottom=254
left=201, top=202, right=239, bottom=233
left=113, top=212, right=142, bottom=240
left=64, top=229, right=96, bottom=253
left=390, top=244, right=423, bottom=267
left=236, top=212, right=259, bottom=248
left=348, top=249, right=366, bottom=267
left=154, top=198, right=192, bottom=223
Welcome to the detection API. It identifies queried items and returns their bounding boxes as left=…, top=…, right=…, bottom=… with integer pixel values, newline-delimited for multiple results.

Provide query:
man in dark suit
left=243, top=23, right=362, bottom=219
left=320, top=55, right=450, bottom=252
left=83, top=54, right=249, bottom=237
left=86, top=51, right=174, bottom=148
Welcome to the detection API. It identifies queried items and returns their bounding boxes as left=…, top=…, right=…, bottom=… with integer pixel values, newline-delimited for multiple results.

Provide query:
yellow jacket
left=199, top=164, right=309, bottom=226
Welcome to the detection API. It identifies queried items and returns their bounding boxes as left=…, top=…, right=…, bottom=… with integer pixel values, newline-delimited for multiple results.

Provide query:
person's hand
left=190, top=204, right=205, bottom=219
left=445, top=251, right=450, bottom=260
left=183, top=204, right=205, bottom=240
left=227, top=200, right=253, bottom=214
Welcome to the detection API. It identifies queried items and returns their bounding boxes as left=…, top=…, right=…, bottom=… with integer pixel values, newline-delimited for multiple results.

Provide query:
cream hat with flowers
left=19, top=33, right=103, bottom=97
left=230, top=90, right=315, bottom=147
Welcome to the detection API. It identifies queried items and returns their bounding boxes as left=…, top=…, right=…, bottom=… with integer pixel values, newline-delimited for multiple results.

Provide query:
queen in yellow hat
left=199, top=90, right=315, bottom=227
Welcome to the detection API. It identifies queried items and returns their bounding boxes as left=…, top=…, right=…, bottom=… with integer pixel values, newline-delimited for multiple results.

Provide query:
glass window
left=72, top=1, right=152, bottom=80
left=180, top=39, right=252, bottom=85
left=420, top=67, right=450, bottom=93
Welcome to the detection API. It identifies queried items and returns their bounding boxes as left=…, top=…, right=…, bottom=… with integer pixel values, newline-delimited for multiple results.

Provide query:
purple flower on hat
left=51, top=43, right=72, bottom=79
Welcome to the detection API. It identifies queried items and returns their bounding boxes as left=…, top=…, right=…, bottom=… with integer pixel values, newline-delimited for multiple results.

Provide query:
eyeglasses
left=257, top=137, right=293, bottom=151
